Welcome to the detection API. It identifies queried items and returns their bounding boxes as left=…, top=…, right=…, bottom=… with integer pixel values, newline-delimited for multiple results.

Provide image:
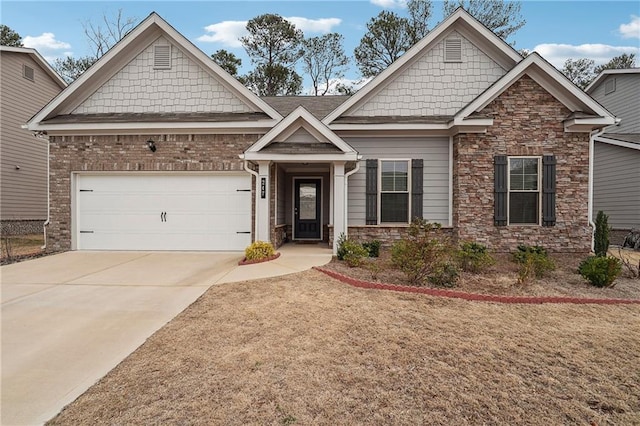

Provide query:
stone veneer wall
left=329, top=225, right=454, bottom=249
left=453, top=75, right=592, bottom=253
left=47, top=133, right=260, bottom=252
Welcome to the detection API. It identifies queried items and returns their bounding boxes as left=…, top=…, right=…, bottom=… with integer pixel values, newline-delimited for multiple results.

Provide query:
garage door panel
left=77, top=174, right=252, bottom=251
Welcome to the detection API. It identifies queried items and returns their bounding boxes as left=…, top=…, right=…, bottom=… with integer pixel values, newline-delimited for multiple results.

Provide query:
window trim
left=378, top=158, right=411, bottom=224
left=507, top=156, right=542, bottom=226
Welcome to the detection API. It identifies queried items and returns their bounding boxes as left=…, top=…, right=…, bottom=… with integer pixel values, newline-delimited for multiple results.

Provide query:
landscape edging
left=238, top=252, right=281, bottom=266
left=314, top=267, right=640, bottom=305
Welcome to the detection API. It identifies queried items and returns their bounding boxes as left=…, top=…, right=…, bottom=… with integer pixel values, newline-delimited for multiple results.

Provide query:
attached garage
left=75, top=173, right=252, bottom=251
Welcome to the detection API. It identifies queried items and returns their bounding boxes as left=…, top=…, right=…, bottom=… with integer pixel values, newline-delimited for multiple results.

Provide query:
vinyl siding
left=345, top=137, right=450, bottom=226
left=276, top=165, right=286, bottom=224
left=593, top=142, right=640, bottom=229
left=590, top=74, right=640, bottom=134
left=0, top=51, right=62, bottom=220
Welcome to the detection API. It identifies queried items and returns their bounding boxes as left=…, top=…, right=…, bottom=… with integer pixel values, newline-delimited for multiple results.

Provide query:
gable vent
left=23, top=64, right=35, bottom=81
left=604, top=78, right=616, bottom=95
left=444, top=38, right=462, bottom=62
left=154, top=45, right=171, bottom=69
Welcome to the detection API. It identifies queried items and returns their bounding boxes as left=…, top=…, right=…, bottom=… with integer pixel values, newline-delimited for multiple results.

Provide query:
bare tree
left=83, top=9, right=138, bottom=58
left=302, top=33, right=349, bottom=96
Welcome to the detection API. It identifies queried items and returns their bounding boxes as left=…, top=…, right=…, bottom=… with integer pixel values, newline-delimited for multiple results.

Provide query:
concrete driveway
left=1, top=245, right=333, bottom=425
left=1, top=251, right=244, bottom=426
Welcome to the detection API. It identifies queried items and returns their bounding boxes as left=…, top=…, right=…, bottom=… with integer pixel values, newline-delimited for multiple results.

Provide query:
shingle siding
left=593, top=142, right=640, bottom=230
left=349, top=31, right=506, bottom=117
left=344, top=137, right=450, bottom=226
left=73, top=36, right=253, bottom=115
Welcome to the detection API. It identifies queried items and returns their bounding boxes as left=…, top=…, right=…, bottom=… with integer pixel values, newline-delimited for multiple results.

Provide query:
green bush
left=512, top=245, right=555, bottom=284
left=428, top=262, right=459, bottom=288
left=594, top=210, right=610, bottom=257
left=390, top=218, right=452, bottom=285
left=362, top=240, right=381, bottom=258
left=456, top=241, right=495, bottom=273
left=578, top=256, right=622, bottom=287
left=337, top=233, right=368, bottom=267
left=245, top=241, right=276, bottom=260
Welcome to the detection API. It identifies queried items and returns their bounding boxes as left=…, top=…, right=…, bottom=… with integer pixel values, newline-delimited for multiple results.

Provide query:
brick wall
left=47, top=133, right=260, bottom=251
left=453, top=75, right=592, bottom=253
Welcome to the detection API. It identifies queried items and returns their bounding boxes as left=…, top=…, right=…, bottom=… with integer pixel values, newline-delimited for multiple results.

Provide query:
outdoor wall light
left=146, top=139, right=157, bottom=152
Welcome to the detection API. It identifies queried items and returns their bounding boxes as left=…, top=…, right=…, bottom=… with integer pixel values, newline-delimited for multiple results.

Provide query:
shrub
left=594, top=210, right=610, bottom=257
left=244, top=241, right=276, bottom=261
left=390, top=218, right=452, bottom=285
left=362, top=240, right=381, bottom=258
left=336, top=233, right=347, bottom=261
left=428, top=261, right=459, bottom=288
left=456, top=241, right=495, bottom=273
left=578, top=256, right=622, bottom=287
left=512, top=245, right=555, bottom=284
left=341, top=239, right=369, bottom=267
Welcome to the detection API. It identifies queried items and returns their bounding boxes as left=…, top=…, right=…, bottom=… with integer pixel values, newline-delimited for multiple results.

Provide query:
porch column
left=332, top=161, right=346, bottom=254
left=256, top=160, right=271, bottom=243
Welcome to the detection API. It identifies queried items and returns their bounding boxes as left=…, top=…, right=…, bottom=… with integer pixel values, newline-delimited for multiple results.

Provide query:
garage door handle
left=236, top=231, right=251, bottom=234
left=160, top=212, right=167, bottom=222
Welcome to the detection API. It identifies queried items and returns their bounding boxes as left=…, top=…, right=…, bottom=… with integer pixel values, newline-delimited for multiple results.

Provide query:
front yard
left=48, top=269, right=640, bottom=425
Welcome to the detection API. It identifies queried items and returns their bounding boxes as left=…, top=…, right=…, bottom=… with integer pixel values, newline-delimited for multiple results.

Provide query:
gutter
left=342, top=157, right=362, bottom=239
left=42, top=138, right=49, bottom=250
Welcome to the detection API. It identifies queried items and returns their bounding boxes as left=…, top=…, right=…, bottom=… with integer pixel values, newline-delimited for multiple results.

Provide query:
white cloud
left=285, top=17, right=341, bottom=34
left=197, top=17, right=342, bottom=47
left=533, top=43, right=640, bottom=68
left=197, top=21, right=248, bottom=47
left=23, top=32, right=71, bottom=51
left=619, top=15, right=640, bottom=39
left=304, top=77, right=372, bottom=95
left=370, top=0, right=407, bottom=9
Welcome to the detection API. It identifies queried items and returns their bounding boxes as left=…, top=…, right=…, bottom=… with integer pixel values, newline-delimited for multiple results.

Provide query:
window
left=604, top=78, right=616, bottom=95
left=380, top=160, right=410, bottom=223
left=508, top=157, right=540, bottom=224
left=444, top=38, right=462, bottom=62
left=23, top=64, right=34, bottom=81
left=154, top=45, right=171, bottom=69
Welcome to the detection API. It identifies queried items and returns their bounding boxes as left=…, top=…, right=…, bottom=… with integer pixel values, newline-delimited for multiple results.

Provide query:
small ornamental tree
left=594, top=210, right=610, bottom=257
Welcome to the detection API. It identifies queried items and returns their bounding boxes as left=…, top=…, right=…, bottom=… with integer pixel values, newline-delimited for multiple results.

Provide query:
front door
left=294, top=179, right=321, bottom=239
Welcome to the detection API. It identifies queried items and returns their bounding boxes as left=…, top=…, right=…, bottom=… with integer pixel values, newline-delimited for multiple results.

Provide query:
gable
left=350, top=30, right=507, bottom=118
left=72, top=36, right=252, bottom=115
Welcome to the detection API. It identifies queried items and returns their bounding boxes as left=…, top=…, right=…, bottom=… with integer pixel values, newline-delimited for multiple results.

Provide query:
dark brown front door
left=294, top=179, right=321, bottom=239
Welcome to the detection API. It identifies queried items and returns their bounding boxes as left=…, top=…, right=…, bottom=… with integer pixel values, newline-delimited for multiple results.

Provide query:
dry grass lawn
left=48, top=270, right=640, bottom=425
left=0, top=234, right=44, bottom=263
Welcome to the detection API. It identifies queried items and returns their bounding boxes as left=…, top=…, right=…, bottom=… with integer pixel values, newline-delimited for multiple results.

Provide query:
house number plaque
left=260, top=178, right=266, bottom=199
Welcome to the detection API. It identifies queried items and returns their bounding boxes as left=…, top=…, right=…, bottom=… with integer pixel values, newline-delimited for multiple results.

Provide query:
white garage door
left=76, top=174, right=252, bottom=251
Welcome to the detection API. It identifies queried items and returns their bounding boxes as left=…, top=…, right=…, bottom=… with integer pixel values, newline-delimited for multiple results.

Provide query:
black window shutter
left=365, top=159, right=378, bottom=225
left=494, top=155, right=507, bottom=226
left=542, top=155, right=556, bottom=226
left=411, top=159, right=423, bottom=221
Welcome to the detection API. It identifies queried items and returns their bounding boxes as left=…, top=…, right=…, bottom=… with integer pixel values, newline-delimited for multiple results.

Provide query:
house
left=1, top=46, right=66, bottom=234
left=585, top=69, right=640, bottom=244
left=27, top=9, right=616, bottom=254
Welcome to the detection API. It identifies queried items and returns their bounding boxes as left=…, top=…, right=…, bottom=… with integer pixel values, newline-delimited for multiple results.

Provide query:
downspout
left=342, top=158, right=362, bottom=238
left=243, top=159, right=260, bottom=240
left=41, top=136, right=50, bottom=250
left=588, top=118, right=621, bottom=252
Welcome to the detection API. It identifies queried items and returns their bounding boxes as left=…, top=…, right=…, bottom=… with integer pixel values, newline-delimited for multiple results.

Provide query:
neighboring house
left=0, top=46, right=66, bottom=234
left=585, top=69, right=640, bottom=243
left=27, top=9, right=616, bottom=254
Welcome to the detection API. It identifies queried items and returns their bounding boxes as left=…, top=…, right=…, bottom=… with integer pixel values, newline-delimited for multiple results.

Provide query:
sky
left=2, top=0, right=639, bottom=92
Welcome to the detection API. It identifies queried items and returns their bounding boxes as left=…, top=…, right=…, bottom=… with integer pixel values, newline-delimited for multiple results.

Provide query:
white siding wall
left=590, top=74, right=640, bottom=134
left=0, top=52, right=63, bottom=220
left=345, top=137, right=450, bottom=225
left=350, top=31, right=506, bottom=117
left=593, top=142, right=640, bottom=229
left=282, top=127, right=319, bottom=143
left=73, top=36, right=252, bottom=114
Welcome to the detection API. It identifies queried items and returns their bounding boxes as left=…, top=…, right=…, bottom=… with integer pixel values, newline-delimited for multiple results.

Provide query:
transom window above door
left=380, top=160, right=410, bottom=223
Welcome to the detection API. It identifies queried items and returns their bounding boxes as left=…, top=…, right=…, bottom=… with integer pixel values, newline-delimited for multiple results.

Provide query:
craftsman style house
left=27, top=9, right=615, bottom=254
